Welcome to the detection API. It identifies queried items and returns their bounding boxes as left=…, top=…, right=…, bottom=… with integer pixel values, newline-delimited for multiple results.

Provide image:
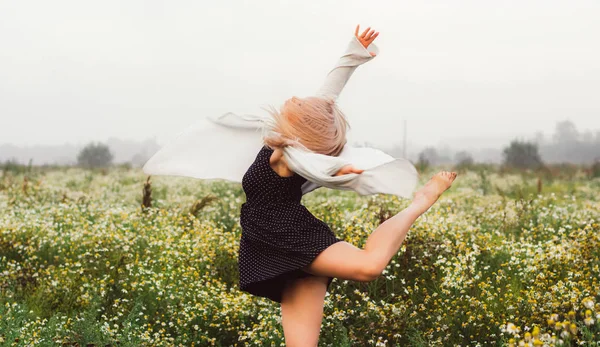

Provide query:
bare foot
left=411, top=171, right=457, bottom=214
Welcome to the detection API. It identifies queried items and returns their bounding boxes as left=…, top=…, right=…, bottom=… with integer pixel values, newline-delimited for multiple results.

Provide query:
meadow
left=0, top=165, right=599, bottom=346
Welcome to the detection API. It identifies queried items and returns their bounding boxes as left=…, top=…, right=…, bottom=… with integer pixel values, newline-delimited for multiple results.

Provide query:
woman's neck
left=269, top=148, right=295, bottom=178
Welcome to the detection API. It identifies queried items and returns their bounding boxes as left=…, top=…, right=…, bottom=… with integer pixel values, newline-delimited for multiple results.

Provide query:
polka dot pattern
left=238, top=145, right=343, bottom=303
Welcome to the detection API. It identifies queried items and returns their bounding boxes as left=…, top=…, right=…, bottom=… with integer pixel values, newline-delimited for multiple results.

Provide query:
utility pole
left=403, top=119, right=407, bottom=158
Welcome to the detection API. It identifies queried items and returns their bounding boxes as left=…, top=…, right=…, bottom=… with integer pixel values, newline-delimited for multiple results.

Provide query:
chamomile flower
left=582, top=297, right=594, bottom=310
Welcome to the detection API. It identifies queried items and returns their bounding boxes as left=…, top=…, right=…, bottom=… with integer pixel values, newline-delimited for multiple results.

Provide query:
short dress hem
left=240, top=246, right=342, bottom=303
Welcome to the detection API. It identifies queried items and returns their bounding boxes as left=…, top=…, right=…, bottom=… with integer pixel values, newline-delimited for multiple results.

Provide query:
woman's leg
left=303, top=171, right=457, bottom=281
left=280, top=275, right=329, bottom=347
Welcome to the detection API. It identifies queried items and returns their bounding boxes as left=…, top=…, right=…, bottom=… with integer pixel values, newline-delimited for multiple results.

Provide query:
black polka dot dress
left=238, top=145, right=343, bottom=303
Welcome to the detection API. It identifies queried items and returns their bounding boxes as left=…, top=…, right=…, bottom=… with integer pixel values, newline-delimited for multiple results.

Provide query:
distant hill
left=1, top=120, right=598, bottom=167
left=0, top=137, right=161, bottom=167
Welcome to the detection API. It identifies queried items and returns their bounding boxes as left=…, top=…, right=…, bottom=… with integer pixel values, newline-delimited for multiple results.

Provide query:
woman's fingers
left=335, top=165, right=364, bottom=176
left=355, top=25, right=379, bottom=52
left=360, top=26, right=371, bottom=38
left=365, top=31, right=379, bottom=45
left=368, top=31, right=379, bottom=42
left=355, top=25, right=379, bottom=43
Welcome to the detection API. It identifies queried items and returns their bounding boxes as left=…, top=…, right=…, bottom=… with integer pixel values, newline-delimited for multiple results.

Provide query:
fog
left=1, top=1, right=599, bottom=164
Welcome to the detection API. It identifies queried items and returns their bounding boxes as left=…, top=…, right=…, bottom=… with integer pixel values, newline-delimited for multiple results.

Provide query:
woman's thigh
left=302, top=241, right=375, bottom=281
left=280, top=275, right=329, bottom=347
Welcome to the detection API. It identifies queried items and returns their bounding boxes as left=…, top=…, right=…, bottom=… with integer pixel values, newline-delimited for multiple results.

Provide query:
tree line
left=417, top=120, right=600, bottom=169
left=2, top=120, right=598, bottom=174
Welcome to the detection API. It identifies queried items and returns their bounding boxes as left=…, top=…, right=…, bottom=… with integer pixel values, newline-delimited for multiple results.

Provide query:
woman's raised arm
left=315, top=25, right=380, bottom=100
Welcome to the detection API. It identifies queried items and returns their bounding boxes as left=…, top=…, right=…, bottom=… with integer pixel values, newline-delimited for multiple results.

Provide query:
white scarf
left=142, top=36, right=419, bottom=198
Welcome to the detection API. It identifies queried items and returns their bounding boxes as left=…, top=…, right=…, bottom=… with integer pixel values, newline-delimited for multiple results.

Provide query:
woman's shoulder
left=268, top=146, right=283, bottom=163
left=266, top=146, right=296, bottom=178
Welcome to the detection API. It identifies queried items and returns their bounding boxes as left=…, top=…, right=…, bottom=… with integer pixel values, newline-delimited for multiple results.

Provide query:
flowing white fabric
left=142, top=36, right=419, bottom=198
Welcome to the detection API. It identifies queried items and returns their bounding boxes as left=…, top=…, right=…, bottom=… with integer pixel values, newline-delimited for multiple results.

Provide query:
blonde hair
left=262, top=96, right=349, bottom=157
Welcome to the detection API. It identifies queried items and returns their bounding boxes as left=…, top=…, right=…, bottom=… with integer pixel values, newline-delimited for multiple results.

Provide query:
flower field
left=0, top=167, right=599, bottom=346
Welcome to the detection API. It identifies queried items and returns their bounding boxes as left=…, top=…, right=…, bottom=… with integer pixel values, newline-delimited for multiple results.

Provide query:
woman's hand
left=334, top=165, right=364, bottom=176
left=355, top=25, right=379, bottom=57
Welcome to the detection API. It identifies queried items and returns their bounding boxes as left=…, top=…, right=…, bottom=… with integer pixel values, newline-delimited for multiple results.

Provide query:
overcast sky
left=1, top=0, right=599, bottom=149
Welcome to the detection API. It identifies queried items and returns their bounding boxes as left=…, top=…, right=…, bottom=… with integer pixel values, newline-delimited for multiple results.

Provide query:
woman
left=236, top=25, right=457, bottom=346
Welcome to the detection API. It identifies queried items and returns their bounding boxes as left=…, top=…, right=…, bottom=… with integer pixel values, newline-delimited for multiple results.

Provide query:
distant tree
left=416, top=151, right=430, bottom=172
left=552, top=120, right=579, bottom=144
left=502, top=140, right=543, bottom=169
left=131, top=152, right=150, bottom=168
left=77, top=142, right=113, bottom=169
left=454, top=151, right=474, bottom=168
left=534, top=131, right=545, bottom=146
left=1, top=157, right=31, bottom=174
left=418, top=147, right=439, bottom=165
left=582, top=130, right=594, bottom=143
left=591, top=158, right=600, bottom=179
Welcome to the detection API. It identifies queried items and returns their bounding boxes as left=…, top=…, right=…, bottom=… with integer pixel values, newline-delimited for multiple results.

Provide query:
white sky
left=1, top=0, right=599, bottom=149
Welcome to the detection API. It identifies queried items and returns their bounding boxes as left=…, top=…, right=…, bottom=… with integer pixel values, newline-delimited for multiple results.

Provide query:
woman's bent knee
left=302, top=242, right=386, bottom=282
left=356, top=263, right=384, bottom=282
